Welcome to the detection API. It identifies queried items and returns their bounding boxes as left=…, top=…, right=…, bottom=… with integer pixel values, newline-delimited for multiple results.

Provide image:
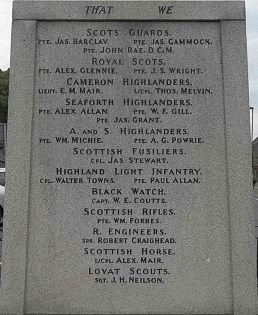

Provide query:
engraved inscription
left=30, top=22, right=226, bottom=292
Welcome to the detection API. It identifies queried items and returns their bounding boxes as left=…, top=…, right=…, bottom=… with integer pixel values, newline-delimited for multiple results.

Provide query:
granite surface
left=0, top=1, right=256, bottom=314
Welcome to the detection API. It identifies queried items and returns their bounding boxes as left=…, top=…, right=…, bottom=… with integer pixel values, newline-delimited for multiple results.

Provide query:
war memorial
left=0, top=0, right=256, bottom=314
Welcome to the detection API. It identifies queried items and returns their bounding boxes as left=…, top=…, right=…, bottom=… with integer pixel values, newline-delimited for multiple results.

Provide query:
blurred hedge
left=0, top=69, right=9, bottom=123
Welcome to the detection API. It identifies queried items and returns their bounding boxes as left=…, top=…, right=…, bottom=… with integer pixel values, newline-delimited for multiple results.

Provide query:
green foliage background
left=0, top=69, right=9, bottom=123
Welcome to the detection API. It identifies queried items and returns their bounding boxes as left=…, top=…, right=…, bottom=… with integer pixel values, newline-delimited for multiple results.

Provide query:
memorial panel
left=1, top=1, right=256, bottom=314
left=28, top=20, right=230, bottom=313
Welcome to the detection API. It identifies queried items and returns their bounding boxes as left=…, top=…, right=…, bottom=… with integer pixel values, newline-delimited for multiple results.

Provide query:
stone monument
left=0, top=0, right=256, bottom=314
